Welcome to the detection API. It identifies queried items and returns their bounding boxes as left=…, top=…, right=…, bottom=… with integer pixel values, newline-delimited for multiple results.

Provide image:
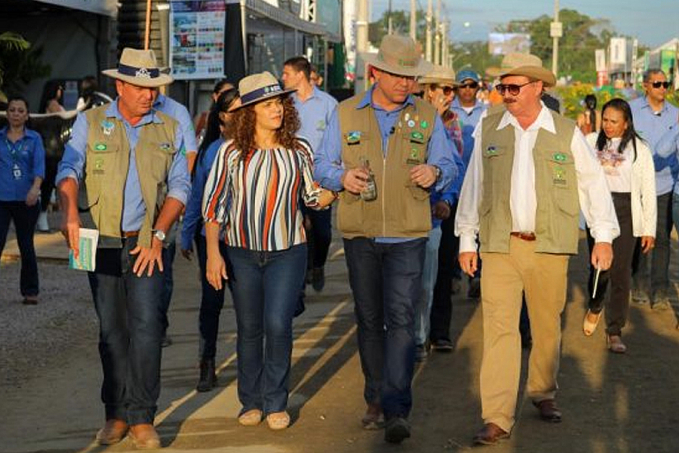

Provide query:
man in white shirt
left=455, top=53, right=619, bottom=445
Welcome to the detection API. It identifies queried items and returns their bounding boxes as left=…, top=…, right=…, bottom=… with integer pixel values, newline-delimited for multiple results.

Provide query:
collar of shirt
left=637, top=95, right=673, bottom=115
left=293, top=86, right=319, bottom=104
left=108, top=98, right=164, bottom=128
left=452, top=97, right=483, bottom=113
left=0, top=126, right=40, bottom=142
left=356, top=84, right=416, bottom=112
left=497, top=103, right=556, bottom=134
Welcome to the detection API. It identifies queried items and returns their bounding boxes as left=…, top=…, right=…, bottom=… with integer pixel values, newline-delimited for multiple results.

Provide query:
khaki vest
left=479, top=109, right=580, bottom=254
left=336, top=94, right=437, bottom=238
left=78, top=105, right=178, bottom=248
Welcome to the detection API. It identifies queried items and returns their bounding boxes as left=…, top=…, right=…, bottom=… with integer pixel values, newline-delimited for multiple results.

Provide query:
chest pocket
left=401, top=131, right=427, bottom=166
left=88, top=143, right=121, bottom=176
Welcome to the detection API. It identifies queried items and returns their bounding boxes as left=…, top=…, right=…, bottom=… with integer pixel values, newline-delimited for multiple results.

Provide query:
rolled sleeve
left=166, top=130, right=190, bottom=206
left=314, top=109, right=345, bottom=191
left=56, top=112, right=89, bottom=185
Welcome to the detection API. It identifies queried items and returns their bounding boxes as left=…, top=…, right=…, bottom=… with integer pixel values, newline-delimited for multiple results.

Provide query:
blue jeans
left=415, top=227, right=442, bottom=346
left=87, top=236, right=165, bottom=425
left=227, top=243, right=307, bottom=414
left=160, top=226, right=178, bottom=335
left=343, top=237, right=426, bottom=419
left=0, top=201, right=40, bottom=297
left=303, top=205, right=333, bottom=269
left=633, top=192, right=672, bottom=296
left=195, top=234, right=228, bottom=359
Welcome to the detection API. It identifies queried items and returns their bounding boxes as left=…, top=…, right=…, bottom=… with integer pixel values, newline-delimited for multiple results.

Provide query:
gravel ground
left=0, top=259, right=96, bottom=389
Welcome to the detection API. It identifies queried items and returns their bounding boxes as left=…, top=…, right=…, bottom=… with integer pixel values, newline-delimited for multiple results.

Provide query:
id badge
left=12, top=164, right=22, bottom=180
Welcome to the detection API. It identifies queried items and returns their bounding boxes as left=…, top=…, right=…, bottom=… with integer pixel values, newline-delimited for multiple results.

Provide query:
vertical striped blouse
left=202, top=138, right=318, bottom=251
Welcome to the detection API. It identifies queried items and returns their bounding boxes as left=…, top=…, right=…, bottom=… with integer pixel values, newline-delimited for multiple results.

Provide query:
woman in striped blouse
left=202, top=72, right=320, bottom=430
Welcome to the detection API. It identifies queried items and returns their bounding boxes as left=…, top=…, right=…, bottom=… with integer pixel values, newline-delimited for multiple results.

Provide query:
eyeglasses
left=432, top=84, right=454, bottom=95
left=496, top=81, right=535, bottom=96
left=650, top=81, right=670, bottom=89
left=458, top=82, right=479, bottom=90
left=380, top=69, right=418, bottom=82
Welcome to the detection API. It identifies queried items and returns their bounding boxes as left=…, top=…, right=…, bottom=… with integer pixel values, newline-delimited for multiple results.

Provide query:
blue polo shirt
left=293, top=86, right=338, bottom=154
left=56, top=100, right=191, bottom=232
left=450, top=97, right=486, bottom=168
left=181, top=137, right=224, bottom=250
left=154, top=93, right=198, bottom=155
left=629, top=96, right=679, bottom=195
left=0, top=127, right=46, bottom=202
left=314, top=85, right=460, bottom=241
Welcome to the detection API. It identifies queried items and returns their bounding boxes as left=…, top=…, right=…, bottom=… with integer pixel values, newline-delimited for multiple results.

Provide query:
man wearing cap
left=57, top=48, right=190, bottom=449
left=629, top=69, right=679, bottom=310
left=455, top=53, right=619, bottom=445
left=282, top=55, right=338, bottom=292
left=315, top=34, right=457, bottom=444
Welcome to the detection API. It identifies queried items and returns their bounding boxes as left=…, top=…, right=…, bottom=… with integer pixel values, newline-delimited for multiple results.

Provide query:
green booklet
left=68, top=228, right=99, bottom=271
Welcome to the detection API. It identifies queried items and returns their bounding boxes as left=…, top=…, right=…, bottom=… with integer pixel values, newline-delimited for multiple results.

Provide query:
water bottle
left=359, top=156, right=377, bottom=202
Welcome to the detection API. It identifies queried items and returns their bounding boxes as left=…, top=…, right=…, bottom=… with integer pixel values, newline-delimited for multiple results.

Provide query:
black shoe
left=161, top=334, right=173, bottom=348
left=311, top=267, right=325, bottom=292
left=468, top=277, right=481, bottom=299
left=384, top=417, right=411, bottom=443
left=431, top=338, right=453, bottom=352
left=305, top=268, right=313, bottom=285
left=196, top=359, right=217, bottom=392
left=415, top=344, right=429, bottom=362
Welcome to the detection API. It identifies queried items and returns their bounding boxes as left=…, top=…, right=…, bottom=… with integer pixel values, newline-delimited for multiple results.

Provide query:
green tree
left=450, top=41, right=502, bottom=74
left=0, top=32, right=51, bottom=103
left=369, top=9, right=427, bottom=47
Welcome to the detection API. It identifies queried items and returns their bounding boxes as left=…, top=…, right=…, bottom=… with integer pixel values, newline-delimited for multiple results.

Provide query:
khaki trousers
left=480, top=236, right=569, bottom=432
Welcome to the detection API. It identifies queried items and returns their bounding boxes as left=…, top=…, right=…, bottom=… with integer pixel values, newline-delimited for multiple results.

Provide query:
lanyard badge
left=5, top=139, right=23, bottom=180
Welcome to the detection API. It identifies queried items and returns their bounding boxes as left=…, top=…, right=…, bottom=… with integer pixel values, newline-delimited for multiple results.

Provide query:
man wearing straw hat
left=57, top=48, right=190, bottom=449
left=455, top=53, right=619, bottom=445
left=315, top=34, right=458, bottom=444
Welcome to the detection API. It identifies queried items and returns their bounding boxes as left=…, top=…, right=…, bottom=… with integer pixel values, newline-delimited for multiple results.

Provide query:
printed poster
left=169, top=0, right=226, bottom=79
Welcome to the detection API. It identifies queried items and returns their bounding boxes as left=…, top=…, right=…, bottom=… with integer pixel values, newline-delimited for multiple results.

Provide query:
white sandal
left=582, top=309, right=603, bottom=336
left=607, top=335, right=627, bottom=354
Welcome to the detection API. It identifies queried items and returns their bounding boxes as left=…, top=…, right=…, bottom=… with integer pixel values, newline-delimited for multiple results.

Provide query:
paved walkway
left=2, top=223, right=679, bottom=452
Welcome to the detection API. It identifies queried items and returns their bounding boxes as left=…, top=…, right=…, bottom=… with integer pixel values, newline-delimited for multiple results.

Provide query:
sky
left=370, top=0, right=679, bottom=49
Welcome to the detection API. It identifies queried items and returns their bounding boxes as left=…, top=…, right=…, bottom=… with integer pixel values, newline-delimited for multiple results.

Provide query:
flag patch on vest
left=94, top=143, right=107, bottom=151
left=410, top=131, right=425, bottom=143
left=159, top=143, right=172, bottom=151
left=485, top=145, right=498, bottom=156
left=101, top=120, right=114, bottom=136
left=553, top=152, right=568, bottom=162
left=346, top=131, right=362, bottom=145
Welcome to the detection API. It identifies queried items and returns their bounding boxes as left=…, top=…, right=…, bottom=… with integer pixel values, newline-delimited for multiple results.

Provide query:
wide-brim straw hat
left=102, top=48, right=173, bottom=88
left=418, top=65, right=458, bottom=87
left=486, top=52, right=556, bottom=87
left=364, top=34, right=433, bottom=78
left=231, top=71, right=295, bottom=110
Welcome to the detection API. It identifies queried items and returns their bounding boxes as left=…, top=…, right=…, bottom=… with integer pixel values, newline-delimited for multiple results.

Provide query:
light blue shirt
left=0, top=127, right=45, bottom=202
left=181, top=137, right=224, bottom=250
left=450, top=97, right=486, bottom=168
left=314, top=85, right=459, bottom=241
left=154, top=93, right=198, bottom=154
left=629, top=96, right=679, bottom=195
left=56, top=100, right=191, bottom=232
left=293, top=86, right=338, bottom=154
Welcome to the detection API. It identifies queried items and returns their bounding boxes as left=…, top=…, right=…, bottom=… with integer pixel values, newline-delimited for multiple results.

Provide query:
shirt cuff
left=166, top=192, right=188, bottom=207
left=55, top=171, right=79, bottom=187
left=591, top=229, right=614, bottom=244
left=459, top=235, right=478, bottom=253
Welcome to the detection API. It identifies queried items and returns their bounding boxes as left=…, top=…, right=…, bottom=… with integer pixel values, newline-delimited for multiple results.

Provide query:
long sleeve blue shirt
left=56, top=100, right=191, bottom=232
left=0, top=127, right=45, bottom=202
left=180, top=137, right=224, bottom=250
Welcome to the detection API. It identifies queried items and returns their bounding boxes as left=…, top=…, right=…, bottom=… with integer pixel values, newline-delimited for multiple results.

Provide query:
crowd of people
left=1, top=34, right=678, bottom=450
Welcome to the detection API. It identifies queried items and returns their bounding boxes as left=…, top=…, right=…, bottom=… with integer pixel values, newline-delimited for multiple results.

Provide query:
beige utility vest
left=336, top=94, right=437, bottom=238
left=78, top=105, right=178, bottom=248
left=479, top=109, right=580, bottom=254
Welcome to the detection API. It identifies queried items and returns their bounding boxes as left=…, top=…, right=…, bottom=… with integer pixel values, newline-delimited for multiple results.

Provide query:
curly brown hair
left=226, top=95, right=301, bottom=159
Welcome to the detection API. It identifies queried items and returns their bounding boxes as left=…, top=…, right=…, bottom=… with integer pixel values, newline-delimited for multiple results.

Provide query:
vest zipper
left=382, top=143, right=387, bottom=237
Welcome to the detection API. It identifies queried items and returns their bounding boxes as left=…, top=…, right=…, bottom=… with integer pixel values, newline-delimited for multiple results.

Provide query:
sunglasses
left=458, top=82, right=479, bottom=90
left=496, top=81, right=535, bottom=96
left=650, top=81, right=670, bottom=89
left=380, top=69, right=418, bottom=82
left=432, top=84, right=454, bottom=95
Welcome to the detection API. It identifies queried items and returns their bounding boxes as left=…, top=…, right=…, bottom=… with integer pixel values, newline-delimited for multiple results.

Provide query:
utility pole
left=550, top=0, right=562, bottom=78
left=441, top=20, right=448, bottom=68
left=426, top=0, right=433, bottom=62
left=434, top=0, right=441, bottom=65
left=410, top=0, right=417, bottom=41
left=388, top=0, right=393, bottom=35
left=357, top=0, right=369, bottom=54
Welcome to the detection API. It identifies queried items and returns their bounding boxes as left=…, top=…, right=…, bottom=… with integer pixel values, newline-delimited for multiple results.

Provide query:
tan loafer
left=95, top=418, right=128, bottom=445
left=128, top=423, right=161, bottom=449
left=266, top=411, right=290, bottom=430
left=238, top=408, right=263, bottom=426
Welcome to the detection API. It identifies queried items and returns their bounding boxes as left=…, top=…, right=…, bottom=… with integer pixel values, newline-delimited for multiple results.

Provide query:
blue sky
left=371, top=0, right=678, bottom=48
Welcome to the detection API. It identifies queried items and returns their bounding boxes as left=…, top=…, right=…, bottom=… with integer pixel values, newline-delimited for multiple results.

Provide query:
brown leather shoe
left=95, top=419, right=128, bottom=445
left=128, top=423, right=161, bottom=449
left=361, top=403, right=384, bottom=430
left=473, top=423, right=509, bottom=445
left=534, top=399, right=562, bottom=423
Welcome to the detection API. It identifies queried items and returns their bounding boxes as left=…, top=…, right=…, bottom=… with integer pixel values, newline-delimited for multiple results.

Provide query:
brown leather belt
left=510, top=232, right=536, bottom=241
left=123, top=231, right=139, bottom=238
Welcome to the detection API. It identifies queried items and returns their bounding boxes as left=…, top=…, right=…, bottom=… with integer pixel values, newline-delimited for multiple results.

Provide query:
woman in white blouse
left=582, top=98, right=657, bottom=353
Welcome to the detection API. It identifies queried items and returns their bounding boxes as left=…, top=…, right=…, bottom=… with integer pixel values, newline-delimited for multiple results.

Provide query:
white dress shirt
left=455, top=105, right=620, bottom=253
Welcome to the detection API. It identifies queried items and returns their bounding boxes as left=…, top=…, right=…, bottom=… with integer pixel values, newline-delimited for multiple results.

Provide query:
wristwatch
left=153, top=229, right=166, bottom=242
left=433, top=165, right=442, bottom=182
